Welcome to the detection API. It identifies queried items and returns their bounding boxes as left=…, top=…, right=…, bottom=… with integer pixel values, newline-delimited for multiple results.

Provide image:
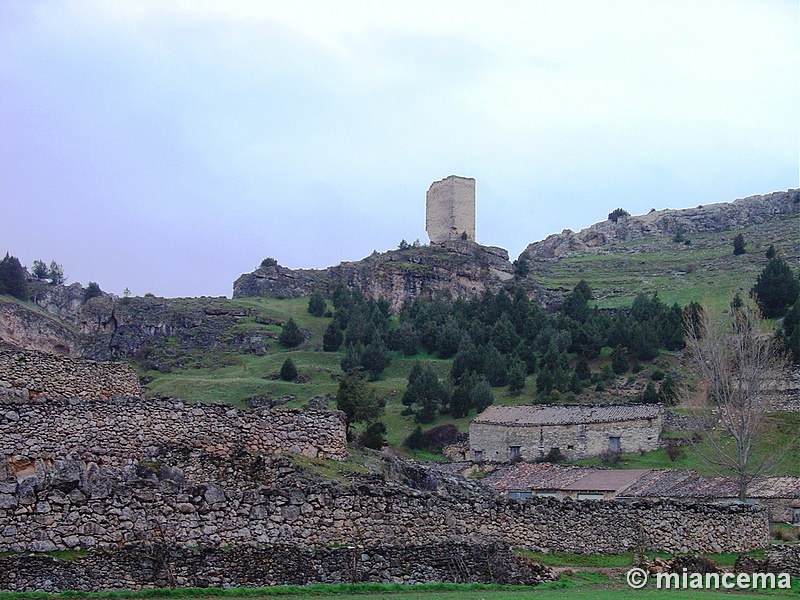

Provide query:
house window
left=473, top=450, right=484, bottom=462
left=608, top=437, right=621, bottom=453
left=509, top=446, right=521, bottom=461
left=792, top=507, right=800, bottom=524
left=508, top=491, right=532, bottom=499
left=577, top=493, right=604, bottom=501
left=535, top=491, right=557, bottom=498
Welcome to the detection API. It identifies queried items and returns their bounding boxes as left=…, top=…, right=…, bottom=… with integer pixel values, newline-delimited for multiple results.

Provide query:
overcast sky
left=1, top=1, right=797, bottom=298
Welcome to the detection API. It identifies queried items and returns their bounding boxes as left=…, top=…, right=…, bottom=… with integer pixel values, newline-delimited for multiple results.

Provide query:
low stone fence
left=0, top=542, right=555, bottom=592
left=0, top=396, right=348, bottom=465
left=0, top=349, right=141, bottom=399
left=736, top=545, right=800, bottom=578
left=0, top=454, right=769, bottom=558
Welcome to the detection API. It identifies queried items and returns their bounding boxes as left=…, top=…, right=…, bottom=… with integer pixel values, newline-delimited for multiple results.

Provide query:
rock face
left=234, top=241, right=536, bottom=312
left=27, top=281, right=89, bottom=325
left=522, top=189, right=799, bottom=260
left=0, top=299, right=80, bottom=356
left=77, top=295, right=271, bottom=364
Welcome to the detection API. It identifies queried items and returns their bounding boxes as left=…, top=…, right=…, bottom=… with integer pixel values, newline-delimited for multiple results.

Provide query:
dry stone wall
left=0, top=349, right=140, bottom=399
left=0, top=542, right=555, bottom=592
left=0, top=453, right=769, bottom=559
left=0, top=396, right=348, bottom=465
left=469, top=416, right=663, bottom=462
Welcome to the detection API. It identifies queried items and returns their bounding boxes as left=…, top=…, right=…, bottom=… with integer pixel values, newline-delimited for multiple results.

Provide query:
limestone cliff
left=521, top=189, right=799, bottom=260
left=234, top=240, right=540, bottom=311
left=0, top=298, right=80, bottom=356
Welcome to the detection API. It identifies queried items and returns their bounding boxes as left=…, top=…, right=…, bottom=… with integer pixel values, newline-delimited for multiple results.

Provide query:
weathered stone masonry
left=0, top=396, right=348, bottom=464
left=0, top=453, right=768, bottom=558
left=426, top=175, right=476, bottom=243
left=0, top=543, right=555, bottom=592
left=0, top=349, right=140, bottom=399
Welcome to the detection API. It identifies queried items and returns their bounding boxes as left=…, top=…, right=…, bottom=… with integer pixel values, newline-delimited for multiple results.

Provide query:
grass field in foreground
left=2, top=571, right=798, bottom=600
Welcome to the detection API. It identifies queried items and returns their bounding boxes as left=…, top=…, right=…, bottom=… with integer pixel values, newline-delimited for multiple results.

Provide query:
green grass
left=141, top=295, right=799, bottom=476
left=1, top=572, right=797, bottom=600
left=531, top=214, right=799, bottom=311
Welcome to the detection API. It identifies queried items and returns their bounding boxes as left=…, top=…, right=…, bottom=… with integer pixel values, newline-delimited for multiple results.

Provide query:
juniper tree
left=307, top=292, right=326, bottom=317
left=0, top=254, right=28, bottom=300
left=732, top=233, right=746, bottom=255
left=752, top=256, right=800, bottom=318
left=279, top=357, right=297, bottom=381
left=335, top=368, right=385, bottom=438
left=278, top=318, right=303, bottom=348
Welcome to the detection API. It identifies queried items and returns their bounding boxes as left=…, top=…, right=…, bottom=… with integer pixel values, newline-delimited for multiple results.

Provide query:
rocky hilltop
left=234, top=240, right=541, bottom=311
left=0, top=292, right=277, bottom=370
left=521, top=189, right=799, bottom=260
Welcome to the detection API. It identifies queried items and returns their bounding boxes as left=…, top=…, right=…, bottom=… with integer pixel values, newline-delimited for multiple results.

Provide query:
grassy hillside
left=84, top=210, right=800, bottom=476
left=140, top=290, right=798, bottom=476
left=529, top=214, right=799, bottom=310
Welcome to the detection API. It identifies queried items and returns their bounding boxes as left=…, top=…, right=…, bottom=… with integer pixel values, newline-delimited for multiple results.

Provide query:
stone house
left=468, top=404, right=664, bottom=463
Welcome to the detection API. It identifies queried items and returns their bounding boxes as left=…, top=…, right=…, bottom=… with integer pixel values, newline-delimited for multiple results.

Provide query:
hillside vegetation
left=2, top=194, right=798, bottom=474
left=525, top=213, right=799, bottom=310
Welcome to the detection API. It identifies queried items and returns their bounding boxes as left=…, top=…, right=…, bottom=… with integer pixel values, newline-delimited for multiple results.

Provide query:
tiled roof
left=482, top=462, right=592, bottom=491
left=472, top=404, right=662, bottom=426
left=562, top=469, right=650, bottom=492
left=747, top=477, right=800, bottom=499
left=483, top=463, right=800, bottom=500
left=619, top=469, right=699, bottom=497
left=623, top=472, right=800, bottom=500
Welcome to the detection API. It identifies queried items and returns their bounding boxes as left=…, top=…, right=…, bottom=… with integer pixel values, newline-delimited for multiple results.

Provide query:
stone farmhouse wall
left=0, top=349, right=140, bottom=399
left=426, top=175, right=476, bottom=243
left=0, top=396, right=348, bottom=465
left=470, top=415, right=663, bottom=462
left=0, top=454, right=768, bottom=559
left=0, top=542, right=555, bottom=592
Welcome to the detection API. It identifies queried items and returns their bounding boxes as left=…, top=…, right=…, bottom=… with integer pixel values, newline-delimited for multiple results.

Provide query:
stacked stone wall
left=0, top=542, right=555, bottom=592
left=0, top=396, right=348, bottom=465
left=470, top=417, right=662, bottom=462
left=0, top=453, right=768, bottom=559
left=0, top=349, right=140, bottom=399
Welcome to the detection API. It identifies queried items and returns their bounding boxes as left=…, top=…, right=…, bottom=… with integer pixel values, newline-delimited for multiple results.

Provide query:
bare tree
left=684, top=302, right=789, bottom=501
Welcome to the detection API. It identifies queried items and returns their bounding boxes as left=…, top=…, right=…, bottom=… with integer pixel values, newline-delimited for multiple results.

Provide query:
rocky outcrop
left=0, top=299, right=80, bottom=356
left=27, top=281, right=92, bottom=325
left=522, top=189, right=799, bottom=260
left=78, top=295, right=274, bottom=364
left=234, top=241, right=537, bottom=312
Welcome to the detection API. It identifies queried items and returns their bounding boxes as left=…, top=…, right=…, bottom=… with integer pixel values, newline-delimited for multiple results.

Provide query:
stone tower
left=425, top=175, right=476, bottom=243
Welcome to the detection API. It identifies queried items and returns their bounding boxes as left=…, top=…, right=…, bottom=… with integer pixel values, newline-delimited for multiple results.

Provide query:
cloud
left=0, top=0, right=796, bottom=297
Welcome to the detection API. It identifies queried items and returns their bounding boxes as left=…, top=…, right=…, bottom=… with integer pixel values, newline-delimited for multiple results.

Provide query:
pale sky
left=2, top=1, right=798, bottom=298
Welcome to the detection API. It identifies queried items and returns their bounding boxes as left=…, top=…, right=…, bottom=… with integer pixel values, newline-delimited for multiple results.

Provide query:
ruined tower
left=425, top=175, right=476, bottom=243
